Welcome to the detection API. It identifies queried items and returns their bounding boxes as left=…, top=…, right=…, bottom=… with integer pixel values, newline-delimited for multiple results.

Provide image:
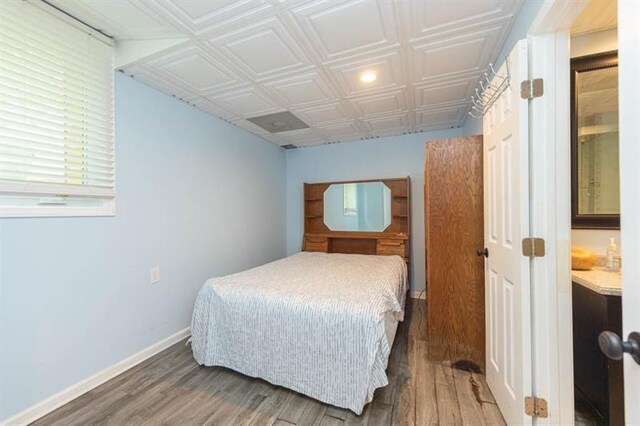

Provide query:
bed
left=190, top=251, right=408, bottom=414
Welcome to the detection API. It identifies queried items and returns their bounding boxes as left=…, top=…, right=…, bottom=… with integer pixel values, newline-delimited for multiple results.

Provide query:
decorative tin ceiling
left=50, top=0, right=523, bottom=147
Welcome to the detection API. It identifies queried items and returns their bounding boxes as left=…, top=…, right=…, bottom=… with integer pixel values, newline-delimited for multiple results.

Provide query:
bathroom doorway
left=568, top=2, right=623, bottom=424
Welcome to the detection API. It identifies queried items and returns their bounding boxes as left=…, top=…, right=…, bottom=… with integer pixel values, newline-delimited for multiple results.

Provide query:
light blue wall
left=463, top=0, right=546, bottom=136
left=0, top=74, right=287, bottom=420
left=285, top=129, right=464, bottom=293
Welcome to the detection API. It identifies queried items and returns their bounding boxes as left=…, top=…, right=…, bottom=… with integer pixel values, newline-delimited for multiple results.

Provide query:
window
left=0, top=0, right=115, bottom=217
left=343, top=183, right=358, bottom=216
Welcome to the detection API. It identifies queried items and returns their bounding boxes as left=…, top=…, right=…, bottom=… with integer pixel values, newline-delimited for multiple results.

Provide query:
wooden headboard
left=302, top=177, right=410, bottom=265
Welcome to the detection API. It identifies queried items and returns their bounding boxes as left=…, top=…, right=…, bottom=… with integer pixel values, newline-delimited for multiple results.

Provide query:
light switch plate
left=149, top=267, right=160, bottom=284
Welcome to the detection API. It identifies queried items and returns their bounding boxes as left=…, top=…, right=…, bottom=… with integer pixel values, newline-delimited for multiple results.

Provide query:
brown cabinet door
left=425, top=136, right=485, bottom=369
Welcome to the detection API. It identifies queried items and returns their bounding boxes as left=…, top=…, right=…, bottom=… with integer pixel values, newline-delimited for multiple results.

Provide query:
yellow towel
left=571, top=247, right=597, bottom=270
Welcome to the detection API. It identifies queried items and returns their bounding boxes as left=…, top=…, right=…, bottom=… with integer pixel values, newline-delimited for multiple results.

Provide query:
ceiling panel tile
left=410, top=25, right=506, bottom=84
left=137, top=0, right=273, bottom=36
left=287, top=0, right=399, bottom=60
left=347, top=89, right=407, bottom=117
left=123, top=64, right=193, bottom=99
left=208, top=87, right=283, bottom=118
left=207, top=17, right=314, bottom=79
left=190, top=98, right=237, bottom=121
left=315, top=121, right=366, bottom=142
left=272, top=128, right=326, bottom=146
left=403, top=0, right=521, bottom=42
left=415, top=104, right=467, bottom=131
left=362, top=112, right=411, bottom=137
left=413, top=78, right=477, bottom=109
left=292, top=102, right=352, bottom=125
left=148, top=46, right=241, bottom=93
left=263, top=72, right=337, bottom=107
left=326, top=50, right=405, bottom=96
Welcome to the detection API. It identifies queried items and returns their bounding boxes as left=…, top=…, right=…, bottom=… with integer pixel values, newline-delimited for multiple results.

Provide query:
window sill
left=0, top=205, right=116, bottom=218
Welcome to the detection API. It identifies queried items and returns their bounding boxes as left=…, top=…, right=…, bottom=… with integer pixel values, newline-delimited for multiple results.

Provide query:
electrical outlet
left=149, top=267, right=160, bottom=284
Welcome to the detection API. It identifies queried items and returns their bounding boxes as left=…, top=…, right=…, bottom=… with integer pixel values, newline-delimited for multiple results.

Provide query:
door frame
left=526, top=1, right=589, bottom=425
left=527, top=0, right=639, bottom=424
left=617, top=1, right=640, bottom=421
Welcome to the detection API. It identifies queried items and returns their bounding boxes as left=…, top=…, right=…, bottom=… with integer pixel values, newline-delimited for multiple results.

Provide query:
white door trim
left=526, top=1, right=588, bottom=425
left=618, top=1, right=640, bottom=422
left=528, top=30, right=573, bottom=426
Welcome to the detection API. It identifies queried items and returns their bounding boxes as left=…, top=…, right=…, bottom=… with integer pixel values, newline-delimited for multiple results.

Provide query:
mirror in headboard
left=323, top=182, right=392, bottom=232
left=303, top=177, right=410, bottom=262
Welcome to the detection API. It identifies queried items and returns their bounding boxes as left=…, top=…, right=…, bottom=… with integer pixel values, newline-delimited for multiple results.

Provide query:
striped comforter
left=190, top=252, right=407, bottom=414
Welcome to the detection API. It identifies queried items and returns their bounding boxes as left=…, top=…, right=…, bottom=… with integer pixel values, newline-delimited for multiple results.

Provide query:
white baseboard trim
left=2, top=327, right=190, bottom=426
left=410, top=290, right=426, bottom=300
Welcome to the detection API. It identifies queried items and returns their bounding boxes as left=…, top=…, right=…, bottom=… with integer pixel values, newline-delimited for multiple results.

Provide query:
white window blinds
left=0, top=0, right=115, bottom=217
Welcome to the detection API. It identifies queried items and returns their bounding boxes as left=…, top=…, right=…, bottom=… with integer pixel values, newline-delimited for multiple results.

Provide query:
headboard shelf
left=305, top=231, right=408, bottom=240
left=302, top=177, right=411, bottom=265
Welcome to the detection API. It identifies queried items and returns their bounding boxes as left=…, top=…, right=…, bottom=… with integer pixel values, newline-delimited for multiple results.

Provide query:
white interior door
left=617, top=1, right=640, bottom=422
left=483, top=39, right=532, bottom=425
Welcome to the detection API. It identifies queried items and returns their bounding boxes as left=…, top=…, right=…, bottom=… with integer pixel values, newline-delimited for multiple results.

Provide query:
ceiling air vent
left=281, top=144, right=298, bottom=150
left=247, top=111, right=309, bottom=133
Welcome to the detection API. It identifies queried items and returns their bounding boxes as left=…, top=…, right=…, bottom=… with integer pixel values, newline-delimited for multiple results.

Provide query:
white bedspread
left=190, top=252, right=407, bottom=414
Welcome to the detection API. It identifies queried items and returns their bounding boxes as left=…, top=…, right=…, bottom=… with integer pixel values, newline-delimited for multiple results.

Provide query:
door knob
left=476, top=248, right=489, bottom=258
left=598, top=331, right=640, bottom=365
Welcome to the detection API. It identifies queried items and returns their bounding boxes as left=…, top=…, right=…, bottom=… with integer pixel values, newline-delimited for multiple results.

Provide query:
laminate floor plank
left=33, top=299, right=502, bottom=426
left=415, top=340, right=438, bottom=426
left=341, top=402, right=371, bottom=426
left=325, top=406, right=349, bottom=420
left=319, top=414, right=345, bottom=426
left=451, top=368, right=486, bottom=425
left=434, top=365, right=463, bottom=426
left=295, top=398, right=327, bottom=426
left=471, top=372, right=506, bottom=426
left=277, top=393, right=316, bottom=424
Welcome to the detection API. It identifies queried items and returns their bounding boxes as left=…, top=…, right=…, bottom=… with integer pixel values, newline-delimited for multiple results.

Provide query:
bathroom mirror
left=323, top=182, right=392, bottom=232
left=571, top=51, right=620, bottom=229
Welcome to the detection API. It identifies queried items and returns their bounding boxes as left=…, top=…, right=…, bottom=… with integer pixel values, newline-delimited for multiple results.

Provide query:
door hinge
left=522, top=237, right=545, bottom=258
left=524, top=396, right=548, bottom=418
left=520, top=78, right=544, bottom=99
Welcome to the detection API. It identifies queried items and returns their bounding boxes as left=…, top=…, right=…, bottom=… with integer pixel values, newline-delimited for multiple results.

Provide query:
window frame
left=0, top=0, right=115, bottom=218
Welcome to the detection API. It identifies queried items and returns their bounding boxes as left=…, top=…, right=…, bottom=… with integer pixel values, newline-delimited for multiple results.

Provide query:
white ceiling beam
left=115, top=38, right=188, bottom=69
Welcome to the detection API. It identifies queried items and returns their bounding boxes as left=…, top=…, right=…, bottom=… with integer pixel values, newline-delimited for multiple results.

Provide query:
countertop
left=572, top=266, right=622, bottom=296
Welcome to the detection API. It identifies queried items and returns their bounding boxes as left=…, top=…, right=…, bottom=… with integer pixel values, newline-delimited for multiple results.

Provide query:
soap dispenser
left=606, top=237, right=621, bottom=272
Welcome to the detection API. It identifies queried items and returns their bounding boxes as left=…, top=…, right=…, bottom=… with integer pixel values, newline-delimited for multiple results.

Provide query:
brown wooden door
left=425, top=135, right=485, bottom=369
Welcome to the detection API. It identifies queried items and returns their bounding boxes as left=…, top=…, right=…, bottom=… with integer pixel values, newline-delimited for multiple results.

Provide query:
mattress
left=384, top=311, right=400, bottom=350
left=190, top=252, right=407, bottom=414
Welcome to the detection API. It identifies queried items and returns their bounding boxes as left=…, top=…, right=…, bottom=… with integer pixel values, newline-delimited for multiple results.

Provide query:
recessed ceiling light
left=360, top=71, right=377, bottom=83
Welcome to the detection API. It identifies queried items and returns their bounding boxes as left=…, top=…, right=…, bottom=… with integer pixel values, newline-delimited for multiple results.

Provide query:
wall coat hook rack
left=468, top=57, right=511, bottom=119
